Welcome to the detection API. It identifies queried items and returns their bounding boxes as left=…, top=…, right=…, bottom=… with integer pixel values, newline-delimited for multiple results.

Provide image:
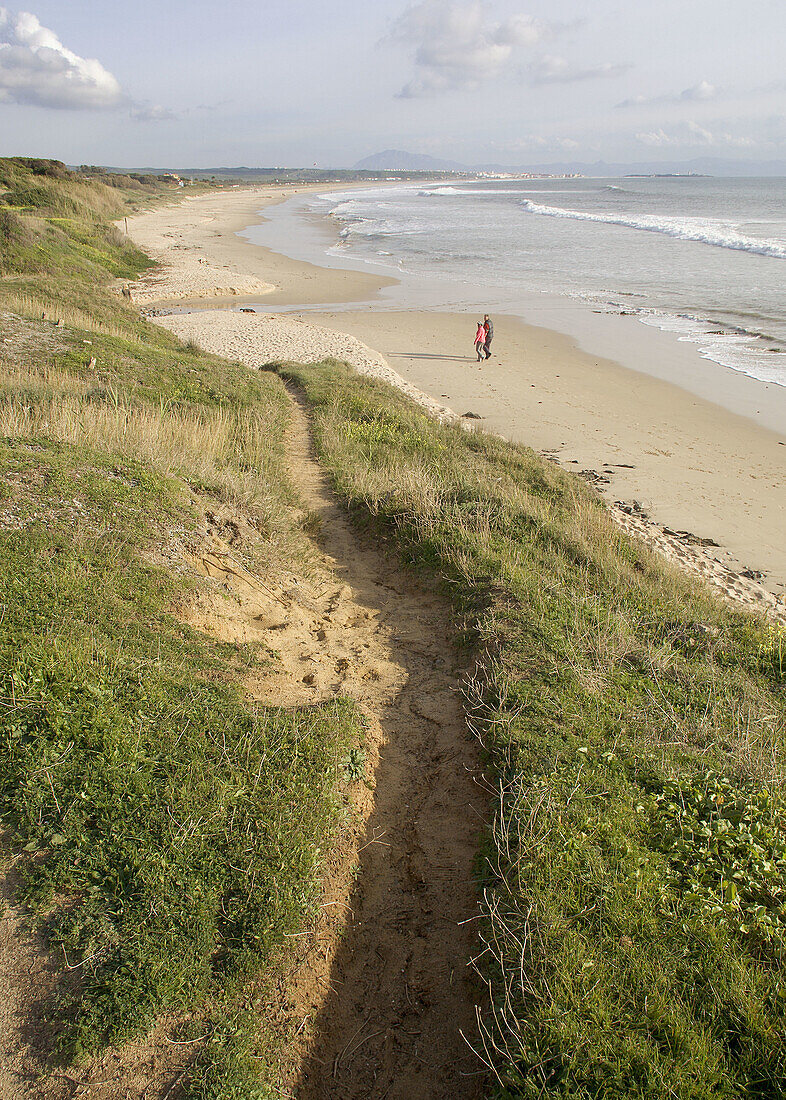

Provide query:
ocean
left=297, top=176, right=786, bottom=390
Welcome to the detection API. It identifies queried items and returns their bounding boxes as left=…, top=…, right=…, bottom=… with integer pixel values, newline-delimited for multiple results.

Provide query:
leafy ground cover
left=282, top=361, right=786, bottom=1098
left=0, top=160, right=367, bottom=1093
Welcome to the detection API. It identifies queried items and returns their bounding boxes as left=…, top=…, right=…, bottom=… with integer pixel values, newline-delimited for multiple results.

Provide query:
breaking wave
left=422, top=186, right=595, bottom=197
left=519, top=199, right=786, bottom=259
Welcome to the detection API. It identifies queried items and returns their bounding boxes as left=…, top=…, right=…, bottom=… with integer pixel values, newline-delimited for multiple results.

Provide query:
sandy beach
left=126, top=188, right=786, bottom=620
left=124, top=185, right=396, bottom=306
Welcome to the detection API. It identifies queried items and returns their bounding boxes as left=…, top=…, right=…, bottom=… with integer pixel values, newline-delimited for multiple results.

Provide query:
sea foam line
left=519, top=199, right=786, bottom=259
left=422, top=186, right=595, bottom=196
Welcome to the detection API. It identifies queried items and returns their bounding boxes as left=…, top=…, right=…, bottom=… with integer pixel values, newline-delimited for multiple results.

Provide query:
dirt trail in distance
left=278, top=389, right=488, bottom=1100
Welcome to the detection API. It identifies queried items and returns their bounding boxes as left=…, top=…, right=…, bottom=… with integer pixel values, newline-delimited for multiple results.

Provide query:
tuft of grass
left=281, top=360, right=786, bottom=1099
left=181, top=1008, right=279, bottom=1100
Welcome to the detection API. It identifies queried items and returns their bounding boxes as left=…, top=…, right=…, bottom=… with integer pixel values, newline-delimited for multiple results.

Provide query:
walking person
left=482, top=314, right=494, bottom=359
left=474, top=320, right=485, bottom=362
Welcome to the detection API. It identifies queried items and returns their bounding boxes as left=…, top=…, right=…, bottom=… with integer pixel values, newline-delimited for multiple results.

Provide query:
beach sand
left=284, top=309, right=786, bottom=601
left=124, top=186, right=395, bottom=306
left=126, top=188, right=786, bottom=621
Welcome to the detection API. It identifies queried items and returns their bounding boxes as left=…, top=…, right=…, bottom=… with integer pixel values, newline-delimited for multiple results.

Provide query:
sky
left=0, top=0, right=784, bottom=169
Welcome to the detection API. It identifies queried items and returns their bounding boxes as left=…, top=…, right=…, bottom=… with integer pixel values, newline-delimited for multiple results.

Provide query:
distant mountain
left=354, top=150, right=467, bottom=172
left=354, top=151, right=786, bottom=177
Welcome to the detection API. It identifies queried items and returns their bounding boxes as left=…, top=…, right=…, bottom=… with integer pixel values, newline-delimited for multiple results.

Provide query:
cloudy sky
left=0, top=0, right=783, bottom=168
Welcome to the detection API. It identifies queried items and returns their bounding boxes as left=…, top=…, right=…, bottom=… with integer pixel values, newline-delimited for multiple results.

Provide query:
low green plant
left=341, top=747, right=368, bottom=782
left=650, top=772, right=786, bottom=955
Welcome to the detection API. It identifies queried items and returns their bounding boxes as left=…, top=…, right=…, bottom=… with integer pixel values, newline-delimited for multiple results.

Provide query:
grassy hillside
left=281, top=362, right=786, bottom=1098
left=0, top=160, right=367, bottom=1092
left=3, top=157, right=785, bottom=1098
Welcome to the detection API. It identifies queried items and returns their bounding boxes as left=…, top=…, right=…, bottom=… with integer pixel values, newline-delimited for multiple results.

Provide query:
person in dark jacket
left=483, top=314, right=494, bottom=359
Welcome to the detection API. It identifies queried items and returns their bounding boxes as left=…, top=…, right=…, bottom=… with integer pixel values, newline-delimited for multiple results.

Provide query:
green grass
left=0, top=440, right=360, bottom=1052
left=0, top=161, right=153, bottom=282
left=280, top=361, right=786, bottom=1099
left=0, top=159, right=368, bottom=1092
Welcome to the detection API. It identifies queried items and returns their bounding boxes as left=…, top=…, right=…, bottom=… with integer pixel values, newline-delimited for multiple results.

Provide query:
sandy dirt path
left=272, top=390, right=487, bottom=1099
left=0, top=860, right=63, bottom=1100
left=179, top=386, right=490, bottom=1096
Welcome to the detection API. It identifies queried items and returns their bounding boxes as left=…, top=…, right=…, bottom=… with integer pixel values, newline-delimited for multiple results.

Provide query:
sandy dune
left=157, top=308, right=459, bottom=424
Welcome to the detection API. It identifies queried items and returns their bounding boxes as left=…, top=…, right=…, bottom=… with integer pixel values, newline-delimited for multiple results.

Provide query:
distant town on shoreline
left=72, top=148, right=786, bottom=184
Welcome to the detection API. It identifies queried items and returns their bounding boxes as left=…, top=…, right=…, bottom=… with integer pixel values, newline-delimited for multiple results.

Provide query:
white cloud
left=680, top=80, right=716, bottom=102
left=618, top=80, right=716, bottom=109
left=130, top=103, right=176, bottom=122
left=635, top=120, right=755, bottom=148
left=0, top=8, right=122, bottom=109
left=0, top=9, right=171, bottom=120
left=387, top=0, right=552, bottom=97
left=531, top=54, right=629, bottom=85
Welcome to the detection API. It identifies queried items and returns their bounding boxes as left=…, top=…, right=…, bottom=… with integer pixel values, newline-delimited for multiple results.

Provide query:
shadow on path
left=388, top=352, right=477, bottom=363
left=283, top=387, right=488, bottom=1100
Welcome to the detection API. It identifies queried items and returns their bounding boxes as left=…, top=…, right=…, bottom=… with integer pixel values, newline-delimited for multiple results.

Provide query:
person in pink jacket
left=474, top=321, right=485, bottom=362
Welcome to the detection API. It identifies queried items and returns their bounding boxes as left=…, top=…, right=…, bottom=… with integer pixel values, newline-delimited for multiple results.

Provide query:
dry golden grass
left=0, top=291, right=130, bottom=340
left=0, top=355, right=88, bottom=398
left=0, top=392, right=292, bottom=547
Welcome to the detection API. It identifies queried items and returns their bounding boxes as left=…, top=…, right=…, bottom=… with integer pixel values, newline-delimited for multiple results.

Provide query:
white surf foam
left=519, top=199, right=786, bottom=259
left=637, top=311, right=786, bottom=387
left=423, top=186, right=596, bottom=197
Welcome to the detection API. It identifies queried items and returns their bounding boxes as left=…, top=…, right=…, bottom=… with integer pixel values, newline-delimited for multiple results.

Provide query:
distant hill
left=90, top=156, right=786, bottom=181
left=354, top=151, right=786, bottom=177
left=91, top=164, right=463, bottom=183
